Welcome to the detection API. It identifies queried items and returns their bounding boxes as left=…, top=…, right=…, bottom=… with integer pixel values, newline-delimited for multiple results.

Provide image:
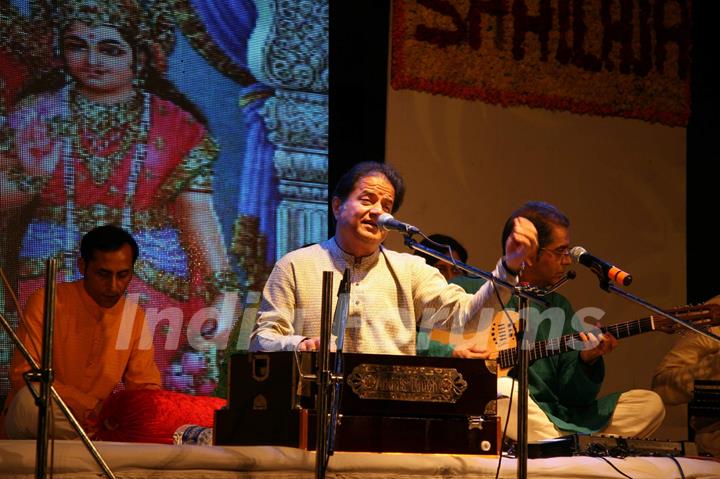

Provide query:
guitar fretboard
left=497, top=316, right=657, bottom=370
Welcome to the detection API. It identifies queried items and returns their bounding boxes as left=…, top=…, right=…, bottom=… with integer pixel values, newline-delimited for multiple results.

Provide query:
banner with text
left=391, top=0, right=690, bottom=126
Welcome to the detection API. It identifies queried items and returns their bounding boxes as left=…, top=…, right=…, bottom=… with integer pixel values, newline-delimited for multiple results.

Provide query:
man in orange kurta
left=3, top=225, right=161, bottom=438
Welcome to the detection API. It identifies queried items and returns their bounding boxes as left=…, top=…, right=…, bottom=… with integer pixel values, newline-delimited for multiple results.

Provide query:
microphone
left=377, top=213, right=420, bottom=234
left=569, top=246, right=632, bottom=286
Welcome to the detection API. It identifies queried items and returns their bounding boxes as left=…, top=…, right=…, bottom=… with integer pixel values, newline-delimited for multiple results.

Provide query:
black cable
left=415, top=238, right=520, bottom=479
left=583, top=443, right=634, bottom=479
left=493, top=374, right=516, bottom=479
left=584, top=442, right=610, bottom=457
left=490, top=276, right=520, bottom=338
left=417, top=232, right=461, bottom=273
left=667, top=454, right=687, bottom=479
left=50, top=404, right=56, bottom=479
left=489, top=277, right=519, bottom=479
left=596, top=456, right=635, bottom=479
left=584, top=442, right=687, bottom=479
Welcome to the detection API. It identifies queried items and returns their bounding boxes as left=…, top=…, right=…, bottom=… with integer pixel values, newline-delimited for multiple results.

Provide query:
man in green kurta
left=422, top=202, right=665, bottom=442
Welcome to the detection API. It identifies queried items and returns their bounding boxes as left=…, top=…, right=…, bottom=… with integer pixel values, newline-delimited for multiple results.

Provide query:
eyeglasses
left=541, top=247, right=571, bottom=258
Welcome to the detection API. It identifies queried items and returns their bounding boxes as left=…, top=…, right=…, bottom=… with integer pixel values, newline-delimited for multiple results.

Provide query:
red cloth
left=96, top=389, right=226, bottom=444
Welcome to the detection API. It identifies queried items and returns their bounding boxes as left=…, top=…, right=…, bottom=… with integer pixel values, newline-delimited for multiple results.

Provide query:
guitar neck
left=497, top=316, right=657, bottom=370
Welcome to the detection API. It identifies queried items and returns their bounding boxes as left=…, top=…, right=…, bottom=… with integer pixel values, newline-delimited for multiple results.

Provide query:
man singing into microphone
left=447, top=201, right=665, bottom=441
left=249, top=161, right=537, bottom=354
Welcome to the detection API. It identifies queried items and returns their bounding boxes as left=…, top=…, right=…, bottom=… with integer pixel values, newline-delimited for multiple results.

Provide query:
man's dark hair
left=416, top=234, right=468, bottom=266
left=80, top=224, right=140, bottom=265
left=501, top=201, right=570, bottom=256
left=332, top=161, right=405, bottom=213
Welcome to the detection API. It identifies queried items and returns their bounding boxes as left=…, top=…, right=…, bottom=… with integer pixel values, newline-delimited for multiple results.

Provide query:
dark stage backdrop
left=0, top=0, right=329, bottom=402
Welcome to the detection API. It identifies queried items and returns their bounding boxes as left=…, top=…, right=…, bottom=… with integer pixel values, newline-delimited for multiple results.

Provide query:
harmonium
left=214, top=351, right=500, bottom=455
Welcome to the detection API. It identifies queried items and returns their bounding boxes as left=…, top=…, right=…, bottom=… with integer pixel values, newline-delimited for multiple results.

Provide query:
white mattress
left=0, top=440, right=718, bottom=479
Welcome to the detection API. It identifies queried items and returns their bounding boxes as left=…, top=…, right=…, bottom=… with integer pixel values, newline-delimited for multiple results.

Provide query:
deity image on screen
left=1, top=0, right=330, bottom=400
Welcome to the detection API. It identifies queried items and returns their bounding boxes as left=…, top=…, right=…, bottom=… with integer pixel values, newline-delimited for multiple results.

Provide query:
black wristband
left=502, top=258, right=520, bottom=276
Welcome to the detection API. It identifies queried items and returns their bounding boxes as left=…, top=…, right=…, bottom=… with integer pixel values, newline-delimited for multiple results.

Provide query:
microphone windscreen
left=569, top=246, right=587, bottom=262
left=377, top=213, right=394, bottom=230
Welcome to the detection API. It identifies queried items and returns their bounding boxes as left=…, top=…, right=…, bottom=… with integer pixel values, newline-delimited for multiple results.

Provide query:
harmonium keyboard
left=214, top=352, right=500, bottom=454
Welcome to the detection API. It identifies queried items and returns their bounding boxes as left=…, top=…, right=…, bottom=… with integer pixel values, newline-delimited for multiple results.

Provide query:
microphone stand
left=35, top=259, right=56, bottom=479
left=314, top=269, right=352, bottom=479
left=594, top=278, right=720, bottom=343
left=0, top=261, right=116, bottom=479
left=404, top=235, right=547, bottom=479
left=405, top=238, right=548, bottom=307
left=514, top=272, right=574, bottom=479
left=315, top=271, right=333, bottom=479
left=328, top=269, right=351, bottom=457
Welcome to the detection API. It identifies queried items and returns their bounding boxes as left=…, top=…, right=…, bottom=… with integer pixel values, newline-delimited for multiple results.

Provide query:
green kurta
left=422, top=275, right=620, bottom=434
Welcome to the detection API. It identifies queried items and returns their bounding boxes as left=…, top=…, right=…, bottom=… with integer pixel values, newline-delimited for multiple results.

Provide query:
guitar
left=485, top=303, right=720, bottom=377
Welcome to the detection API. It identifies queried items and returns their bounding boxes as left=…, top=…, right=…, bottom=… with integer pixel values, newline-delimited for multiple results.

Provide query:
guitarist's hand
left=452, top=344, right=490, bottom=359
left=503, top=217, right=539, bottom=274
left=579, top=326, right=618, bottom=365
left=297, top=337, right=321, bottom=351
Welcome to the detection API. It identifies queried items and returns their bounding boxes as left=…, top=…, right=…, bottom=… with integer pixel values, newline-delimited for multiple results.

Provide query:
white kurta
left=250, top=238, right=516, bottom=354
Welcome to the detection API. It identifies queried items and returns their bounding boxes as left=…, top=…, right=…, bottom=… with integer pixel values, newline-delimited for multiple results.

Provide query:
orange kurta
left=6, top=280, right=161, bottom=428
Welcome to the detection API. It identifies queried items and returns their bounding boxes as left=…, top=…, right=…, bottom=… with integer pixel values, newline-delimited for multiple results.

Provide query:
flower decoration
left=391, top=0, right=690, bottom=126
